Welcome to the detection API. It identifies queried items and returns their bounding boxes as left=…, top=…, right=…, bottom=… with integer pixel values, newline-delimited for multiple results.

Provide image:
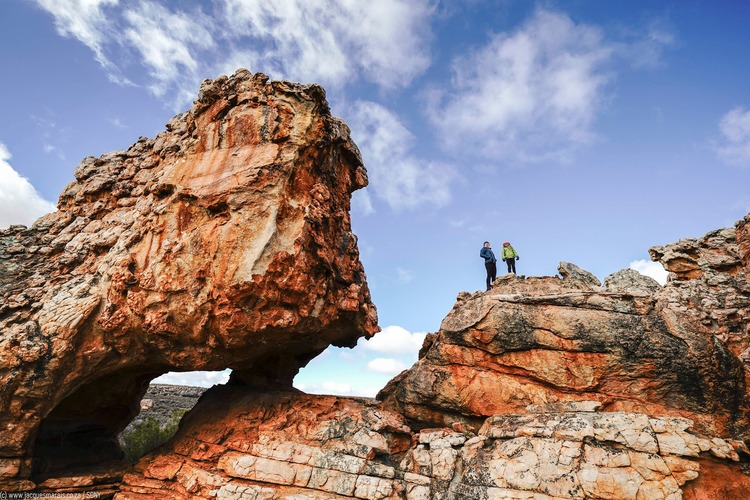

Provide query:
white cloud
left=629, top=259, right=669, bottom=285
left=34, top=0, right=116, bottom=63
left=351, top=189, right=375, bottom=216
left=35, top=0, right=433, bottom=108
left=618, top=18, right=676, bottom=69
left=151, top=370, right=231, bottom=388
left=122, top=1, right=216, bottom=100
left=43, top=144, right=66, bottom=161
left=294, top=380, right=379, bottom=398
left=359, top=325, right=427, bottom=356
left=714, top=107, right=750, bottom=167
left=367, top=358, right=407, bottom=375
left=348, top=101, right=456, bottom=211
left=108, top=117, right=128, bottom=129
left=427, top=9, right=614, bottom=164
left=0, top=143, right=57, bottom=229
left=221, top=0, right=432, bottom=89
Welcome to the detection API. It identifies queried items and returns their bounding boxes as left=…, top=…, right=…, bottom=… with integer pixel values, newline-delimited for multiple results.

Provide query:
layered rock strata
left=116, top=390, right=750, bottom=500
left=0, top=69, right=376, bottom=492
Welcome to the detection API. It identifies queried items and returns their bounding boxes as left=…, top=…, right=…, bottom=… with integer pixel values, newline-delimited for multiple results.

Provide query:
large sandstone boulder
left=0, top=70, right=376, bottom=491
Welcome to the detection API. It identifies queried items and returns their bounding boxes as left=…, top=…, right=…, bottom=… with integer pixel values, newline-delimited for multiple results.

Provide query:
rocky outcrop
left=650, top=223, right=750, bottom=364
left=116, top=216, right=750, bottom=500
left=3, top=66, right=750, bottom=498
left=0, top=69, right=376, bottom=492
left=378, top=264, right=749, bottom=439
left=116, top=390, right=750, bottom=500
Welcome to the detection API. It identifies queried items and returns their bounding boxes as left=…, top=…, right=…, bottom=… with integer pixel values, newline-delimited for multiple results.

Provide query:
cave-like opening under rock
left=30, top=371, right=159, bottom=483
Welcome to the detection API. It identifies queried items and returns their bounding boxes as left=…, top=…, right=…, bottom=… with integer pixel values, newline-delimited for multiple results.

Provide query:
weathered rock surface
left=557, top=261, right=602, bottom=289
left=0, top=69, right=376, bottom=492
left=650, top=223, right=750, bottom=364
left=378, top=219, right=750, bottom=443
left=3, top=66, right=750, bottom=498
left=117, top=215, right=750, bottom=500
left=117, top=390, right=750, bottom=500
left=603, top=268, right=661, bottom=295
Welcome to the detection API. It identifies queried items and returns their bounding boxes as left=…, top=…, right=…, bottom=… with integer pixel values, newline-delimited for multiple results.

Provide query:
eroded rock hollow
left=0, top=70, right=376, bottom=493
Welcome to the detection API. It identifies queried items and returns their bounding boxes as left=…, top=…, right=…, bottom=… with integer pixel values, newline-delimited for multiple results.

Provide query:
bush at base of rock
left=120, top=409, right=187, bottom=463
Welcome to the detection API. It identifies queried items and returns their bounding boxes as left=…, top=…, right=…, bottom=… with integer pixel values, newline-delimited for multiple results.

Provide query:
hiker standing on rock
left=502, top=241, right=520, bottom=274
left=480, top=241, right=497, bottom=291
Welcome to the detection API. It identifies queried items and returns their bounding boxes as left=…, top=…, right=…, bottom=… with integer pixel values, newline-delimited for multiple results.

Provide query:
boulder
left=603, top=268, right=661, bottom=295
left=557, top=261, right=602, bottom=289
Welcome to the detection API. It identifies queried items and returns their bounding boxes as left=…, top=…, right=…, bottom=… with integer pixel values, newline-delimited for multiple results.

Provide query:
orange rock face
left=380, top=242, right=750, bottom=440
left=2, top=67, right=749, bottom=498
left=0, top=70, right=376, bottom=491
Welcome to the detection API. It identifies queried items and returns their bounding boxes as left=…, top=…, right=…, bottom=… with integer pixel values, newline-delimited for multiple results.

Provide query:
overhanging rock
left=0, top=69, right=377, bottom=491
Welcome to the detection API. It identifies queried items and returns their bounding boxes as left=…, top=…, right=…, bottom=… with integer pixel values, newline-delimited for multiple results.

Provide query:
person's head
left=483, top=241, right=490, bottom=247
left=503, top=241, right=510, bottom=246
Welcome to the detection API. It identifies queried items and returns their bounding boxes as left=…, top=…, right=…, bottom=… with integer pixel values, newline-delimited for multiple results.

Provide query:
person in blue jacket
left=480, top=241, right=497, bottom=291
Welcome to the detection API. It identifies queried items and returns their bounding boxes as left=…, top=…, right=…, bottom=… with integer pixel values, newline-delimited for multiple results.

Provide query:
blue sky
left=2, top=0, right=750, bottom=396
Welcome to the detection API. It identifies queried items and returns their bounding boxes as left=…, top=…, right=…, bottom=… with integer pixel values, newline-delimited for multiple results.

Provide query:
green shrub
left=120, top=409, right=188, bottom=463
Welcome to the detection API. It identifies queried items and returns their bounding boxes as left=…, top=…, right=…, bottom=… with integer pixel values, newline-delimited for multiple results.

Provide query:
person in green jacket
left=501, top=241, right=519, bottom=274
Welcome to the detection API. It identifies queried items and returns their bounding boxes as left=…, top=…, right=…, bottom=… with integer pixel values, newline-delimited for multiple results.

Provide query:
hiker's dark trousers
left=505, top=258, right=516, bottom=274
left=485, top=261, right=497, bottom=289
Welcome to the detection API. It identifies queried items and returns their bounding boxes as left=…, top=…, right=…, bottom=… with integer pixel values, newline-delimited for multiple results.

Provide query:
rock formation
left=0, top=69, right=376, bottom=493
left=2, top=68, right=749, bottom=498
left=116, top=389, right=750, bottom=500
left=377, top=256, right=749, bottom=439
left=117, top=214, right=750, bottom=499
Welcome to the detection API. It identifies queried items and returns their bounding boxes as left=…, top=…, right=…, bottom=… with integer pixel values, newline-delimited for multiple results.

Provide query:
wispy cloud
left=33, top=0, right=434, bottom=108
left=348, top=100, right=456, bottom=211
left=31, top=112, right=70, bottom=161
left=122, top=1, right=216, bottom=101
left=33, top=0, right=129, bottom=84
left=108, top=117, right=128, bottom=129
left=397, top=267, right=415, bottom=284
left=426, top=9, right=615, bottom=164
left=43, top=144, right=66, bottom=161
left=617, top=18, right=676, bottom=69
left=0, top=142, right=57, bottom=228
left=713, top=107, right=750, bottom=167
left=221, top=0, right=432, bottom=89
